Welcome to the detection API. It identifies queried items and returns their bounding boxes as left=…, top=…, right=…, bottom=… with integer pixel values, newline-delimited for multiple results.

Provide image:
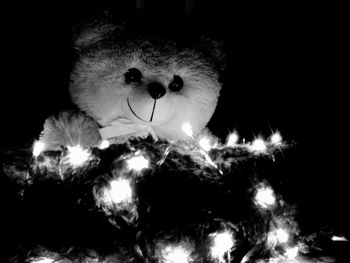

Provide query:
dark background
left=1, top=2, right=348, bottom=236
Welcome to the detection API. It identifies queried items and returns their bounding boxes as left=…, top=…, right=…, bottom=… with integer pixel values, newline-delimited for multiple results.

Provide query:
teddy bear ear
left=73, top=23, right=115, bottom=50
left=199, top=36, right=228, bottom=74
left=72, top=9, right=126, bottom=51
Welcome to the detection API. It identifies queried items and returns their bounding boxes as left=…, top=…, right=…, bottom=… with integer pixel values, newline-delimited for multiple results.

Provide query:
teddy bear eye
left=168, top=75, right=184, bottom=92
left=125, top=68, right=142, bottom=84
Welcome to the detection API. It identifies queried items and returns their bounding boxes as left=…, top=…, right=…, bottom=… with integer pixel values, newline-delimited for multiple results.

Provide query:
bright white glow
left=210, top=231, right=234, bottom=262
left=127, top=154, right=149, bottom=171
left=182, top=122, right=193, bottom=138
left=66, top=145, right=90, bottom=167
left=284, top=246, right=298, bottom=259
left=105, top=179, right=133, bottom=205
left=331, top=235, right=348, bottom=241
left=268, top=228, right=289, bottom=246
left=251, top=138, right=267, bottom=152
left=31, top=257, right=54, bottom=263
left=199, top=137, right=212, bottom=152
left=99, top=140, right=110, bottom=149
left=162, top=245, right=191, bottom=263
left=276, top=228, right=289, bottom=243
left=33, top=141, right=45, bottom=157
left=270, top=132, right=282, bottom=145
left=226, top=132, right=239, bottom=147
left=255, top=186, right=276, bottom=208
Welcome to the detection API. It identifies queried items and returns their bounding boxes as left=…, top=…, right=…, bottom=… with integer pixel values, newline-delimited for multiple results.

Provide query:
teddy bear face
left=70, top=31, right=221, bottom=142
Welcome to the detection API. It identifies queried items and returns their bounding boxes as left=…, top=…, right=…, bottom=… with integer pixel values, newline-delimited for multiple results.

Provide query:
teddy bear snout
left=148, top=82, right=166, bottom=100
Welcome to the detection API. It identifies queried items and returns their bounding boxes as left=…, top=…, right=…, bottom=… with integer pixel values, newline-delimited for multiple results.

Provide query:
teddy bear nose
left=148, top=82, right=166, bottom=99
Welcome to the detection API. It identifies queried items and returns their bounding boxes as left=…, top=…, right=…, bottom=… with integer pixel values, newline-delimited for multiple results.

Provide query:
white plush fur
left=69, top=30, right=222, bottom=142
left=40, top=111, right=101, bottom=150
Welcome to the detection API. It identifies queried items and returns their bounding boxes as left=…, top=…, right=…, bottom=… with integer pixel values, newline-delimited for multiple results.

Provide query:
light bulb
left=99, top=140, right=110, bottom=149
left=199, top=137, right=212, bottom=152
left=33, top=141, right=45, bottom=157
left=251, top=138, right=266, bottom=152
left=127, top=154, right=149, bottom=171
left=162, top=245, right=192, bottom=263
left=210, top=231, right=234, bottom=262
left=182, top=122, right=193, bottom=138
left=226, top=132, right=239, bottom=147
left=270, top=132, right=282, bottom=145
left=255, top=186, right=276, bottom=208
left=66, top=145, right=90, bottom=167
left=105, top=178, right=133, bottom=204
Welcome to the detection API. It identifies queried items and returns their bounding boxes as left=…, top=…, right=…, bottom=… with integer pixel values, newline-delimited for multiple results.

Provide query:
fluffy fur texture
left=41, top=18, right=223, bottom=149
left=70, top=21, right=222, bottom=142
left=4, top=138, right=336, bottom=262
left=40, top=111, right=101, bottom=150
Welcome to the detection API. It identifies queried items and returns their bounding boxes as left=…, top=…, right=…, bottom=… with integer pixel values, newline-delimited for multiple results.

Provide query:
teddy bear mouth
left=126, top=95, right=173, bottom=125
left=127, top=97, right=160, bottom=123
left=127, top=97, right=146, bottom=122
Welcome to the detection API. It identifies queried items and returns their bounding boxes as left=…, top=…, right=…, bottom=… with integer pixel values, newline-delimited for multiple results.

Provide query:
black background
left=1, top=2, right=348, bottom=236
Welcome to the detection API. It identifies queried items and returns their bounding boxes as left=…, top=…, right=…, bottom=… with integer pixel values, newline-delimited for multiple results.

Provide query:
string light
left=182, top=122, right=220, bottom=171
left=161, top=245, right=193, bottom=263
left=126, top=154, right=149, bottom=171
left=99, top=140, right=110, bottom=149
left=103, top=178, right=133, bottom=205
left=331, top=235, right=348, bottom=241
left=157, top=146, right=172, bottom=166
left=267, top=228, right=289, bottom=246
left=284, top=246, right=298, bottom=259
left=270, top=132, right=282, bottom=145
left=199, top=149, right=222, bottom=174
left=199, top=137, right=212, bottom=152
left=250, top=138, right=266, bottom=152
left=33, top=141, right=45, bottom=157
left=182, top=122, right=194, bottom=138
left=66, top=145, right=90, bottom=167
left=30, top=122, right=311, bottom=262
left=255, top=185, right=276, bottom=209
left=226, top=132, right=239, bottom=147
left=275, top=228, right=289, bottom=243
left=210, top=231, right=235, bottom=262
left=239, top=247, right=257, bottom=263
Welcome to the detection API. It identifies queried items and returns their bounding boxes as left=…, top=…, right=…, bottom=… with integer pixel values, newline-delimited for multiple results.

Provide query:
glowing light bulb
left=268, top=228, right=289, bottom=246
left=270, top=132, right=282, bottom=145
left=226, top=132, right=239, bottom=147
left=255, top=186, right=276, bottom=208
left=127, top=154, right=149, bottom=171
left=182, top=122, right=193, bottom=138
left=275, top=228, right=289, bottom=243
left=162, top=245, right=192, bottom=263
left=210, top=231, right=234, bottom=262
left=106, top=179, right=133, bottom=204
left=99, top=140, right=110, bottom=149
left=251, top=138, right=266, bottom=152
left=331, top=235, right=348, bottom=241
left=199, top=137, right=212, bottom=152
left=33, top=141, right=45, bottom=157
left=66, top=145, right=90, bottom=167
left=284, top=246, right=298, bottom=259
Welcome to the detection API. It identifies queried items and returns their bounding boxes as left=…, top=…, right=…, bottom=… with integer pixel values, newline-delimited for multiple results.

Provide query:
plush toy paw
left=39, top=111, right=101, bottom=151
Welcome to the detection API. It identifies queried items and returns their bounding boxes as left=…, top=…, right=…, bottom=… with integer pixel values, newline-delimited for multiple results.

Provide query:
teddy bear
left=39, top=17, right=225, bottom=151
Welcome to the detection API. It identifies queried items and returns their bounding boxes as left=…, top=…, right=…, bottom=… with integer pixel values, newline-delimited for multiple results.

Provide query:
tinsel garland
left=1, top=135, right=346, bottom=263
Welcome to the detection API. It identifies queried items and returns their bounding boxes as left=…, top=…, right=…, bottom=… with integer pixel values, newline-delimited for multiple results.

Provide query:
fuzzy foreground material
left=40, top=111, right=101, bottom=151
left=1, top=137, right=345, bottom=262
